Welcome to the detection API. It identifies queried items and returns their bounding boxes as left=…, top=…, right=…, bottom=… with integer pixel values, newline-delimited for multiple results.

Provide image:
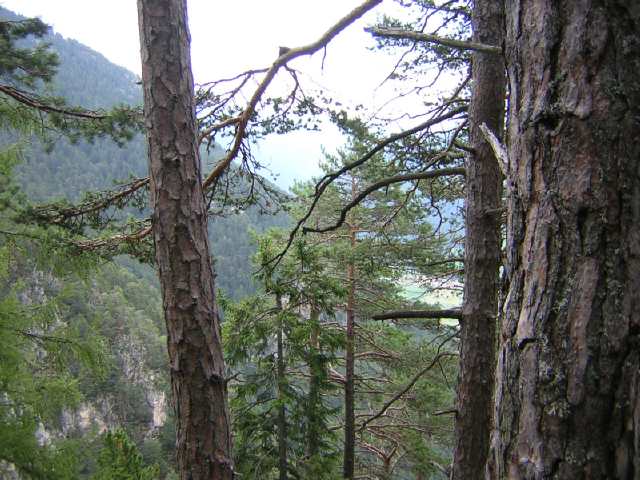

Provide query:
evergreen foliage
left=222, top=231, right=345, bottom=478
left=91, top=429, right=159, bottom=480
left=0, top=11, right=172, bottom=478
left=0, top=4, right=471, bottom=479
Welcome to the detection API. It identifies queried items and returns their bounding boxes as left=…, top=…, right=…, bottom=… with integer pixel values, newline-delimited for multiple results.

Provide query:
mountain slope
left=1, top=6, right=288, bottom=298
left=0, top=8, right=288, bottom=478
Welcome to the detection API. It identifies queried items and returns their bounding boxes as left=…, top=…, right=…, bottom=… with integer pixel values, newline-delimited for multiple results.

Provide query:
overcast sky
left=1, top=1, right=430, bottom=189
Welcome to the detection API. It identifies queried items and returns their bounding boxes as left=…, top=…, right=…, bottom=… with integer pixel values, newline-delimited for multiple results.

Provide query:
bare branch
left=269, top=106, right=467, bottom=267
left=358, top=350, right=458, bottom=431
left=479, top=122, right=508, bottom=176
left=371, top=309, right=462, bottom=321
left=201, top=0, right=383, bottom=189
left=422, top=257, right=464, bottom=268
left=433, top=408, right=457, bottom=416
left=367, top=27, right=502, bottom=55
left=303, top=167, right=465, bottom=234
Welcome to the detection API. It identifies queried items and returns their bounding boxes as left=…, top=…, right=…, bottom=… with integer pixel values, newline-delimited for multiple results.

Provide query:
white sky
left=1, top=1, right=435, bottom=189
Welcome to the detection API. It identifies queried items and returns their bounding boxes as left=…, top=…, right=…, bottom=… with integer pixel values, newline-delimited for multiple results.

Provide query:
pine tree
left=91, top=429, right=159, bottom=480
left=137, top=1, right=232, bottom=477
left=489, top=1, right=640, bottom=477
left=222, top=231, right=345, bottom=479
left=293, top=138, right=461, bottom=478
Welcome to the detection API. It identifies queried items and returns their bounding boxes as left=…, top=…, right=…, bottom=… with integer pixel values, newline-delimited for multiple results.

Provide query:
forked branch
left=202, top=0, right=384, bottom=189
left=303, top=167, right=465, bottom=234
left=269, top=106, right=467, bottom=267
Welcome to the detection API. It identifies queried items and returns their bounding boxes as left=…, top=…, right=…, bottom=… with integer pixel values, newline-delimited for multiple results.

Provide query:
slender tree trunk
left=137, top=1, right=233, bottom=478
left=343, top=223, right=357, bottom=479
left=307, top=307, right=321, bottom=459
left=276, top=294, right=288, bottom=480
left=488, top=1, right=640, bottom=478
left=452, top=1, right=505, bottom=478
left=382, top=456, right=392, bottom=480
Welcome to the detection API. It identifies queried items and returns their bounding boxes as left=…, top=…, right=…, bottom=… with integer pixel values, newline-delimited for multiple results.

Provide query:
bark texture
left=452, top=1, right=505, bottom=478
left=137, top=1, right=233, bottom=478
left=489, top=1, right=640, bottom=478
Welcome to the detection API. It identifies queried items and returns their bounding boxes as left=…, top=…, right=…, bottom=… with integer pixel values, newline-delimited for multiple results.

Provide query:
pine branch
left=367, top=27, right=502, bottom=55
left=73, top=224, right=152, bottom=251
left=30, top=177, right=150, bottom=226
left=0, top=84, right=108, bottom=119
left=303, top=167, right=465, bottom=234
left=371, top=309, right=462, bottom=321
left=269, top=106, right=467, bottom=268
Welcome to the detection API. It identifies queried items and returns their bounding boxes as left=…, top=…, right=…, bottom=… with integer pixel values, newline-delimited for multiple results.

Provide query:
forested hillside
left=0, top=6, right=286, bottom=478
left=2, top=6, right=287, bottom=299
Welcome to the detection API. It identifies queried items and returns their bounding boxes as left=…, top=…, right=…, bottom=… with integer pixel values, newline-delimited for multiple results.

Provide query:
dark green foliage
left=0, top=9, right=143, bottom=159
left=0, top=12, right=175, bottom=478
left=0, top=16, right=57, bottom=86
left=0, top=5, right=467, bottom=479
left=222, top=232, right=345, bottom=479
left=0, top=121, right=105, bottom=479
left=286, top=137, right=460, bottom=478
left=91, top=429, right=159, bottom=480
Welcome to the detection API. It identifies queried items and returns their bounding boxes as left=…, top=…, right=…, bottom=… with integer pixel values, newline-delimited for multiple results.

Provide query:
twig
left=371, top=309, right=462, bottom=321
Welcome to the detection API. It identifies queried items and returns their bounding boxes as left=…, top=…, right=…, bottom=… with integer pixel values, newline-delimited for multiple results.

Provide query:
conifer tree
left=293, top=138, right=461, bottom=478
left=0, top=15, right=136, bottom=478
left=222, top=230, right=345, bottom=479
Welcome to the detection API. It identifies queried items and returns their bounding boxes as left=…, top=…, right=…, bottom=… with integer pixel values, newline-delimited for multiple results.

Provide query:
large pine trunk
left=137, top=1, right=233, bottom=478
left=489, top=1, right=640, bottom=478
left=452, top=0, right=505, bottom=478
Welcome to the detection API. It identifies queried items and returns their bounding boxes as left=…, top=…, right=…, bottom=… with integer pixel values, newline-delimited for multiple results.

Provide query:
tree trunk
left=489, top=1, right=640, bottom=478
left=276, top=294, right=288, bottom=480
left=452, top=1, right=505, bottom=478
left=343, top=223, right=357, bottom=479
left=137, top=1, right=233, bottom=478
left=307, top=307, right=321, bottom=459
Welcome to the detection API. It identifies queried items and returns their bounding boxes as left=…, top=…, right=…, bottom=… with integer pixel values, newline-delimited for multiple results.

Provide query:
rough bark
left=452, top=1, right=505, bottom=478
left=137, top=1, right=233, bottom=478
left=489, top=1, right=640, bottom=478
left=276, top=294, right=288, bottom=480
